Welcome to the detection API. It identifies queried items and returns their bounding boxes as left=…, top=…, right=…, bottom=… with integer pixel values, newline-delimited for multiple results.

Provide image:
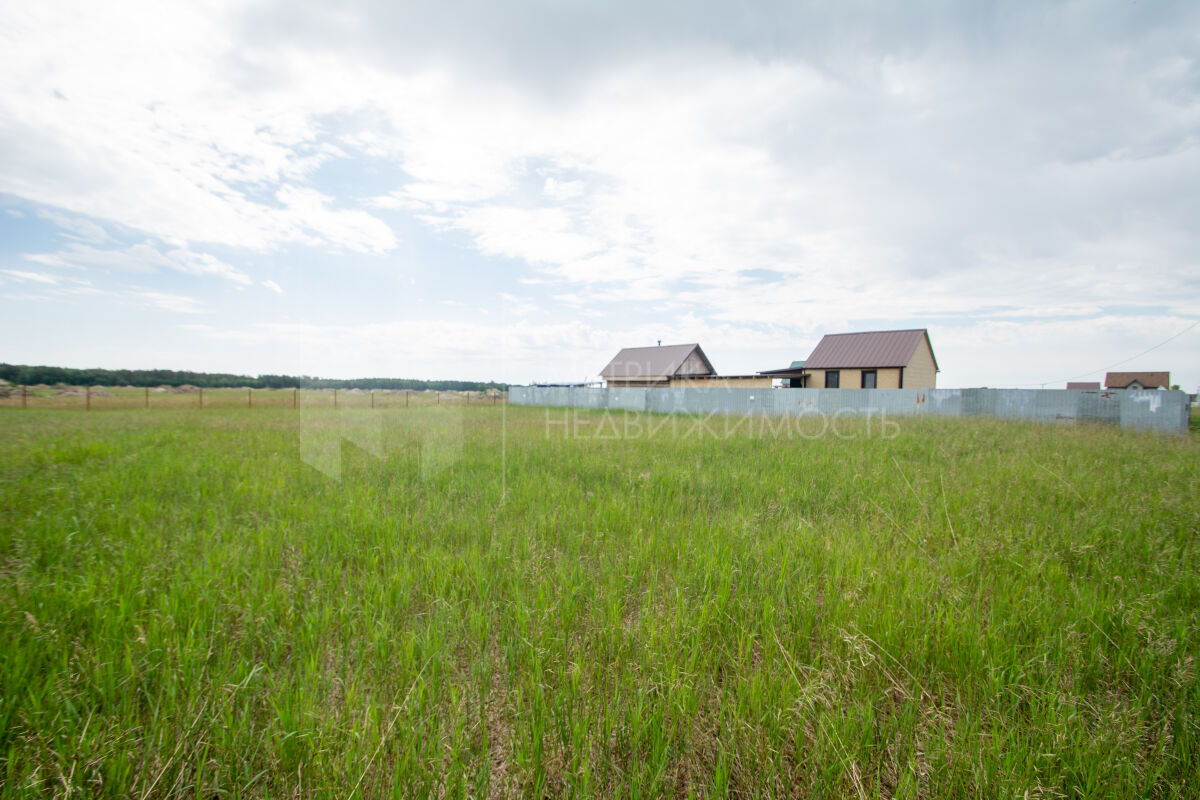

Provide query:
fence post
left=199, top=387, right=203, bottom=409
left=22, top=385, right=27, bottom=408
left=466, top=392, right=469, bottom=405
left=294, top=387, right=298, bottom=409
left=406, top=390, right=409, bottom=408
left=371, top=390, right=374, bottom=409
left=86, top=386, right=91, bottom=411
left=145, top=386, right=149, bottom=408
left=437, top=391, right=440, bottom=405
left=334, top=389, right=338, bottom=409
left=248, top=388, right=252, bottom=408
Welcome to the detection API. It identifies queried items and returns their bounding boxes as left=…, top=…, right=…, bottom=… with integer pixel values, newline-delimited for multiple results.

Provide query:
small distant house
left=1066, top=382, right=1101, bottom=390
left=600, top=343, right=715, bottom=388
left=801, top=329, right=939, bottom=389
left=1105, top=372, right=1170, bottom=390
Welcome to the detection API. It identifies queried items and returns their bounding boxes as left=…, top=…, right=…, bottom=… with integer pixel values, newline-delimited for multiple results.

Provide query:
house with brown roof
left=1066, top=382, right=1101, bottom=390
left=600, top=343, right=716, bottom=387
left=794, top=329, right=939, bottom=389
left=1105, top=371, right=1170, bottom=390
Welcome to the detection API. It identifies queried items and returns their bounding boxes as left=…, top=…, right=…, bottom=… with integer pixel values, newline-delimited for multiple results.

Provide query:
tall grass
left=1, top=406, right=1196, bottom=797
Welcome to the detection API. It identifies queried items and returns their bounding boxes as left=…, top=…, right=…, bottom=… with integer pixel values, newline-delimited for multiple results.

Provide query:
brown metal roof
left=1066, top=381, right=1101, bottom=390
left=1105, top=371, right=1170, bottom=389
left=803, top=329, right=937, bottom=370
left=600, top=343, right=715, bottom=379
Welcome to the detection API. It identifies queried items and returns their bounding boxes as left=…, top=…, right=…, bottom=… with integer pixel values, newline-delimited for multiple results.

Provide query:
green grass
left=1, top=406, right=1197, bottom=797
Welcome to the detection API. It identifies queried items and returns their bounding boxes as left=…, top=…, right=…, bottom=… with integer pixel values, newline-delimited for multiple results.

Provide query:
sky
left=1, top=0, right=1198, bottom=390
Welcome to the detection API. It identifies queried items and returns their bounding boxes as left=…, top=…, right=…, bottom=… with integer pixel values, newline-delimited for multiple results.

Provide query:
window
left=862, top=370, right=877, bottom=389
left=825, top=370, right=840, bottom=388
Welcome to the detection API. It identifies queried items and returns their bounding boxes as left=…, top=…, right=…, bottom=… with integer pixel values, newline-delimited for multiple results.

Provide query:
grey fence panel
left=923, top=389, right=964, bottom=416
left=1119, top=390, right=1189, bottom=433
left=962, top=388, right=997, bottom=417
left=608, top=387, right=647, bottom=411
left=1077, top=391, right=1120, bottom=425
left=646, top=388, right=689, bottom=414
left=995, top=389, right=1037, bottom=420
left=509, top=386, right=1188, bottom=433
left=1032, top=390, right=1080, bottom=424
left=576, top=388, right=607, bottom=410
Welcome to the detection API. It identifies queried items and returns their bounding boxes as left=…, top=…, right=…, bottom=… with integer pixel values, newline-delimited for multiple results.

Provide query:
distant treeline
left=0, top=363, right=507, bottom=392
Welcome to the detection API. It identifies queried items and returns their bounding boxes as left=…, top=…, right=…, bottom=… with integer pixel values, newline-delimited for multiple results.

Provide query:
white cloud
left=0, top=4, right=397, bottom=254
left=1, top=268, right=60, bottom=284
left=274, top=185, right=396, bottom=253
left=130, top=289, right=205, bottom=315
left=22, top=242, right=253, bottom=285
left=5, top=209, right=24, bottom=218
left=262, top=279, right=283, bottom=294
left=37, top=210, right=109, bottom=243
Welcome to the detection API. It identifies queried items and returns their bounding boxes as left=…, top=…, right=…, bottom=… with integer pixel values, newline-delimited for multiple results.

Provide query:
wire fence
left=0, top=385, right=507, bottom=411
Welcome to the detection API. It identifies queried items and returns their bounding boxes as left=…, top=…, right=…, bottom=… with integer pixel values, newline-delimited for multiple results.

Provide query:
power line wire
left=1018, top=317, right=1199, bottom=388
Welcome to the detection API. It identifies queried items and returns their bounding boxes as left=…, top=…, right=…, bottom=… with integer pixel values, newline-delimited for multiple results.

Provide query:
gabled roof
left=1105, top=371, right=1170, bottom=389
left=1066, top=381, right=1101, bottom=390
left=600, top=343, right=715, bottom=379
left=804, top=329, right=938, bottom=371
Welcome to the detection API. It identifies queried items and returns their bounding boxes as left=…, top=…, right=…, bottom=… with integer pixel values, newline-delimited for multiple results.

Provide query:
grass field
left=1, top=405, right=1197, bottom=797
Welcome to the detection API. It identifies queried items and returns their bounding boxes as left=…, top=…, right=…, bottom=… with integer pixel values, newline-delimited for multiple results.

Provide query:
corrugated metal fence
left=510, top=386, right=1190, bottom=434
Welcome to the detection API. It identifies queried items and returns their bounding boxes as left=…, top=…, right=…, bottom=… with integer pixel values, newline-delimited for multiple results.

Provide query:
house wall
left=904, top=336, right=938, bottom=388
left=604, top=378, right=669, bottom=388
left=804, top=366, right=904, bottom=389
left=809, top=369, right=856, bottom=388
left=670, top=375, right=771, bottom=388
left=677, top=350, right=713, bottom=376
left=876, top=368, right=902, bottom=389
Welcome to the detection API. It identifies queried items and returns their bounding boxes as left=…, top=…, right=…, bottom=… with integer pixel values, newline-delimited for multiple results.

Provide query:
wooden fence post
left=199, top=387, right=203, bottom=409
left=22, top=385, right=27, bottom=408
left=145, top=386, right=149, bottom=408
left=406, top=390, right=409, bottom=408
left=248, top=388, right=252, bottom=408
left=86, top=387, right=91, bottom=411
left=293, top=388, right=298, bottom=409
left=437, top=391, right=440, bottom=405
left=334, top=389, right=338, bottom=409
left=371, top=390, right=374, bottom=409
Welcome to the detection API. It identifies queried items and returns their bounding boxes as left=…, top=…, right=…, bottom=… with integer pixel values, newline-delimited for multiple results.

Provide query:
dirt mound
left=171, top=384, right=201, bottom=394
left=57, top=388, right=114, bottom=397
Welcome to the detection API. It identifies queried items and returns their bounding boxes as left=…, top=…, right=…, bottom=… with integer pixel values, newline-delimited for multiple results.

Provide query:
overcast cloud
left=1, top=1, right=1197, bottom=388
